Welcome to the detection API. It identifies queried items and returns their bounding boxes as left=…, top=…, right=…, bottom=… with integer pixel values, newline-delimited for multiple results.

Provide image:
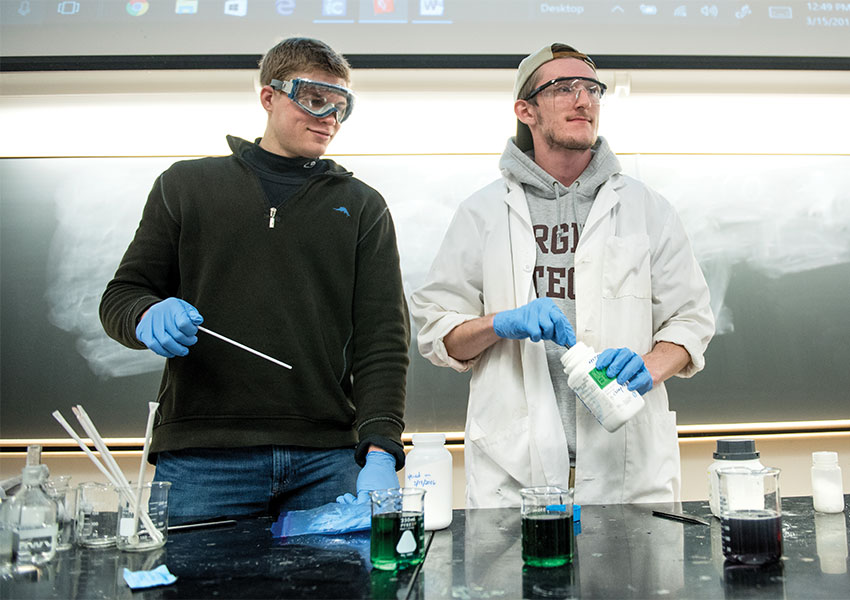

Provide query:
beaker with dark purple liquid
left=721, top=510, right=782, bottom=564
left=718, top=466, right=783, bottom=565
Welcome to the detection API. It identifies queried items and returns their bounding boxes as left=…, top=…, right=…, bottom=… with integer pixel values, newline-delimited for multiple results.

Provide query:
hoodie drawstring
left=554, top=180, right=581, bottom=249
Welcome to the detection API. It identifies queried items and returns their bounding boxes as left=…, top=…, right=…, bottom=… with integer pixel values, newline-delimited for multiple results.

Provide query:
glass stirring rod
left=197, top=326, right=292, bottom=370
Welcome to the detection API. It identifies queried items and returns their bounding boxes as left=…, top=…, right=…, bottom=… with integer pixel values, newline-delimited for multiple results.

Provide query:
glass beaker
left=116, top=481, right=171, bottom=552
left=75, top=482, right=118, bottom=548
left=369, top=488, right=426, bottom=571
left=44, top=475, right=75, bottom=551
left=520, top=486, right=573, bottom=567
left=718, top=466, right=782, bottom=565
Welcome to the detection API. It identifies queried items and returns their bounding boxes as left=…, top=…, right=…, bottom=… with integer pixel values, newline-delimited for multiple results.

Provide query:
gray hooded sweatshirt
left=498, top=136, right=621, bottom=466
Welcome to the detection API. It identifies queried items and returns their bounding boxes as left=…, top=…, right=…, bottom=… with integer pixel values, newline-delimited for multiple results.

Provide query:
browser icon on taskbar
left=126, top=1, right=150, bottom=17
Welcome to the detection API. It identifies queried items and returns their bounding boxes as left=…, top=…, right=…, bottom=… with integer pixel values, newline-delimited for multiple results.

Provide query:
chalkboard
left=2, top=153, right=849, bottom=439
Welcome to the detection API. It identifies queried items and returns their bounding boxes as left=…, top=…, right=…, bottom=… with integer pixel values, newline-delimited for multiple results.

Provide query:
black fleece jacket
left=99, top=136, right=409, bottom=468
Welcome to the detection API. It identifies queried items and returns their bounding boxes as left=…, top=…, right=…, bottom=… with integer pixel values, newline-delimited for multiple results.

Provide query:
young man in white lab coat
left=410, top=43, right=715, bottom=508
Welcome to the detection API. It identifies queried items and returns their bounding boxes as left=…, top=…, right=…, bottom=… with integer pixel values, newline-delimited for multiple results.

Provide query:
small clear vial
left=560, top=342, right=645, bottom=433
left=405, top=433, right=453, bottom=530
left=5, top=446, right=58, bottom=565
left=811, top=451, right=845, bottom=514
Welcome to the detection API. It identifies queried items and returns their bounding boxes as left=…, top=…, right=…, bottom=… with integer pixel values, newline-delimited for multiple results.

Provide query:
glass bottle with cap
left=4, top=445, right=58, bottom=565
left=404, top=433, right=453, bottom=530
left=708, top=438, right=763, bottom=518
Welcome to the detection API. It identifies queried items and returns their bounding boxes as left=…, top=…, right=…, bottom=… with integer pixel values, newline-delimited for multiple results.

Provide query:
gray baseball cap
left=514, top=43, right=598, bottom=152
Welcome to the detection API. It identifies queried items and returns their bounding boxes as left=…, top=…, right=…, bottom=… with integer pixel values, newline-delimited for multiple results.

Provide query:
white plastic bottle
left=811, top=451, right=845, bottom=514
left=405, top=433, right=452, bottom=531
left=708, top=438, right=763, bottom=518
left=559, top=342, right=645, bottom=433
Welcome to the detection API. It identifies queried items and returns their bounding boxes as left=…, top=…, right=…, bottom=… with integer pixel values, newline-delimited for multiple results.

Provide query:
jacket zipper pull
left=268, top=207, right=277, bottom=229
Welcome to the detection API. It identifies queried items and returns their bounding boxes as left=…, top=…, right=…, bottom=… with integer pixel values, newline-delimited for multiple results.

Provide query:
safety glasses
left=524, top=76, right=607, bottom=105
left=269, top=78, right=355, bottom=123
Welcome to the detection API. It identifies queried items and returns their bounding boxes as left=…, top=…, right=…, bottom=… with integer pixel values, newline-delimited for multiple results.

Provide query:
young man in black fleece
left=99, top=37, right=409, bottom=523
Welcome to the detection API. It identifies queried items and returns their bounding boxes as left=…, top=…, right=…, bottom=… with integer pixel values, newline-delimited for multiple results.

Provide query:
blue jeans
left=154, top=446, right=359, bottom=525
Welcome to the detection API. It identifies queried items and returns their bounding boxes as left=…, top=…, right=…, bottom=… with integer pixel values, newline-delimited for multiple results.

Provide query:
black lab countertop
left=2, top=496, right=848, bottom=599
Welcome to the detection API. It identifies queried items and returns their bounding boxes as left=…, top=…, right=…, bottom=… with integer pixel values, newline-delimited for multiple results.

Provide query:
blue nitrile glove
left=335, top=451, right=398, bottom=505
left=356, top=451, right=398, bottom=495
left=336, top=491, right=370, bottom=505
left=135, top=297, right=203, bottom=358
left=596, top=347, right=653, bottom=395
left=493, top=297, right=576, bottom=346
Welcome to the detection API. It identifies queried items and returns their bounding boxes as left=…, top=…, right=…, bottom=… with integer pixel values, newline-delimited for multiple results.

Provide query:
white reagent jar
left=405, top=433, right=453, bottom=530
left=560, top=342, right=645, bottom=433
left=812, top=451, right=845, bottom=514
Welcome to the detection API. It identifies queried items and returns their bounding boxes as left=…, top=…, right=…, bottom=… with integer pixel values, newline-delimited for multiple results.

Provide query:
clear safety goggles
left=524, top=76, right=607, bottom=105
left=269, top=78, right=355, bottom=123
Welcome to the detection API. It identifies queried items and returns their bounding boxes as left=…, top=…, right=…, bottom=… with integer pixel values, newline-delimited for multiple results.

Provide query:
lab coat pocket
left=602, top=234, right=651, bottom=299
left=623, top=406, right=680, bottom=502
left=468, top=416, right=531, bottom=486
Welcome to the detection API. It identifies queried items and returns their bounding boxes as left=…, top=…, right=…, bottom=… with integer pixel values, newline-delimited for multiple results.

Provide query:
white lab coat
left=410, top=168, right=714, bottom=508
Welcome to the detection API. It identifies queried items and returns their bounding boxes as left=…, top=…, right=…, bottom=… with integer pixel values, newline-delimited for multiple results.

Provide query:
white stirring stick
left=72, top=406, right=162, bottom=543
left=52, top=410, right=161, bottom=543
left=52, top=410, right=123, bottom=489
left=71, top=406, right=154, bottom=539
left=130, top=402, right=159, bottom=539
left=73, top=406, right=131, bottom=489
left=72, top=406, right=163, bottom=543
left=197, top=325, right=292, bottom=369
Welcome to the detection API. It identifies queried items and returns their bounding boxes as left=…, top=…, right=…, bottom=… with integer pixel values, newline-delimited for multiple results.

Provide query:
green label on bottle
left=588, top=368, right=614, bottom=389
